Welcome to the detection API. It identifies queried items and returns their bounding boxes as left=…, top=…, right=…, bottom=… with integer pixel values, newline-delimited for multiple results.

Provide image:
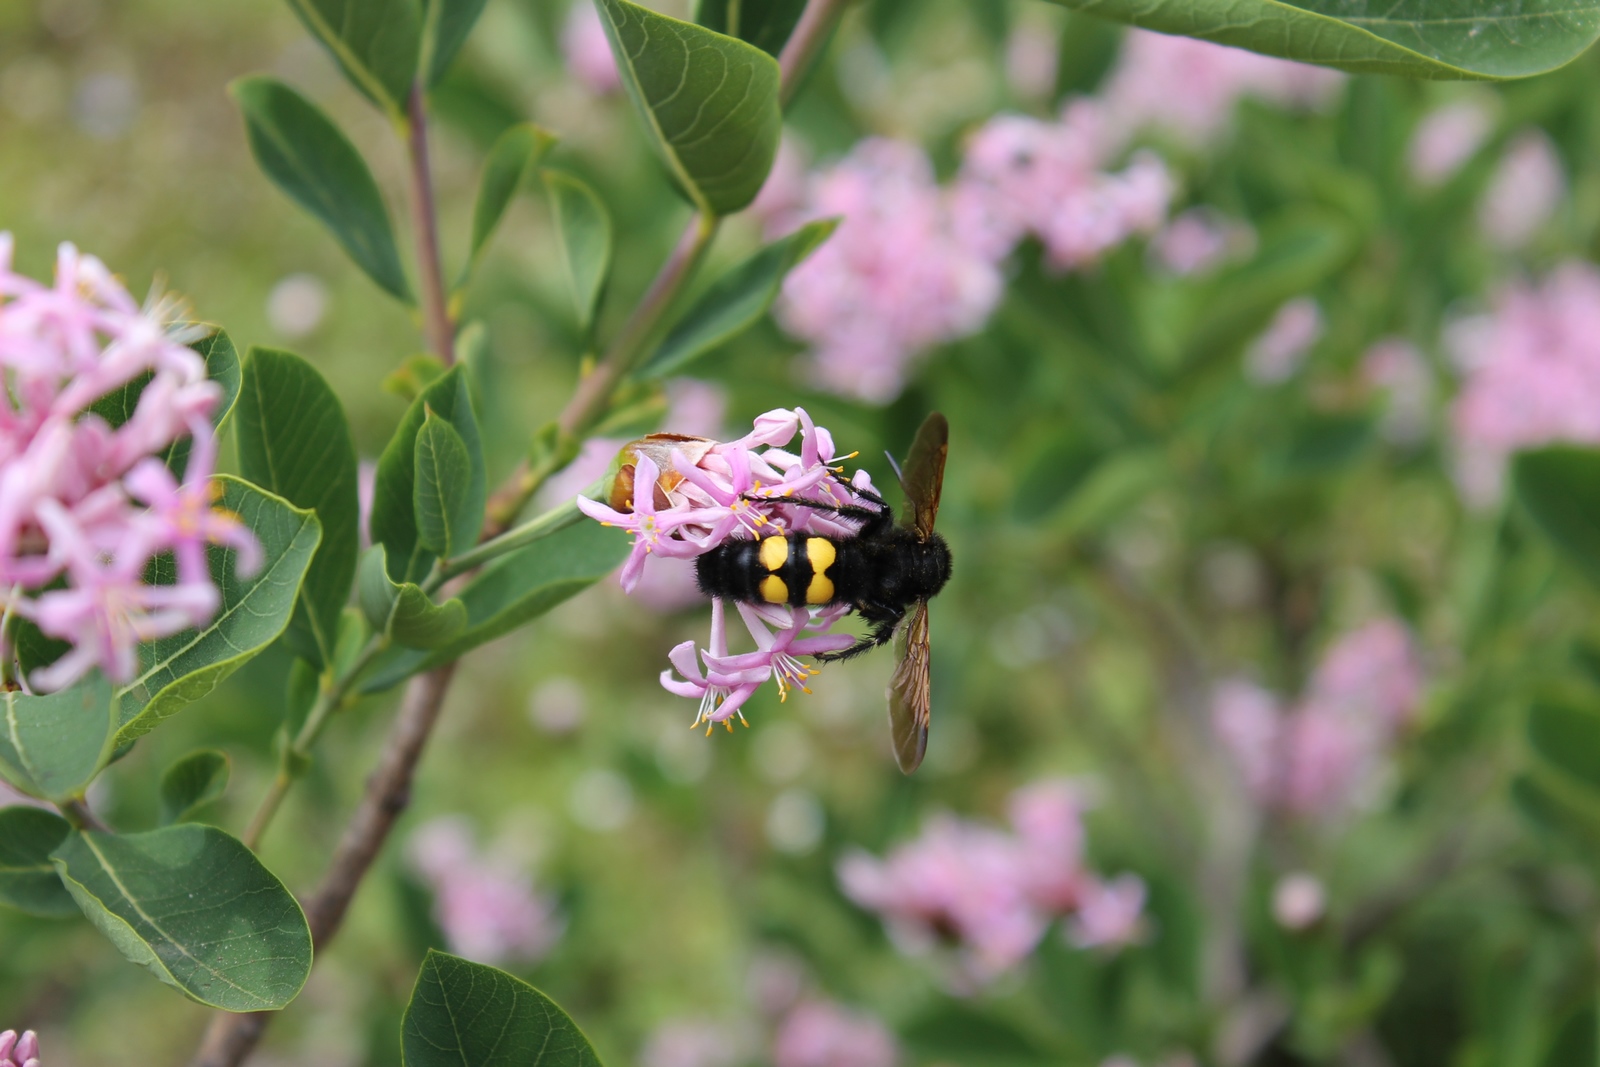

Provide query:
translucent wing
left=887, top=601, right=931, bottom=773
left=897, top=412, right=948, bottom=540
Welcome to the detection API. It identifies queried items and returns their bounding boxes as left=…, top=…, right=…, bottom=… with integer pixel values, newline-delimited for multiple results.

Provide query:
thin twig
left=777, top=0, right=847, bottom=108
left=407, top=83, right=454, bottom=365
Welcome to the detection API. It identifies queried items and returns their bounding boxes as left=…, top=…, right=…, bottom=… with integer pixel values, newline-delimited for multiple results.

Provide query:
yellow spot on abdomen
left=760, top=575, right=789, bottom=604
left=805, top=574, right=835, bottom=604
left=805, top=537, right=837, bottom=574
left=760, top=535, right=789, bottom=572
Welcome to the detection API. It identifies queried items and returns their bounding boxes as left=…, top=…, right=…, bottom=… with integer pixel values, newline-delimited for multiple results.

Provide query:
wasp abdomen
left=694, top=534, right=850, bottom=607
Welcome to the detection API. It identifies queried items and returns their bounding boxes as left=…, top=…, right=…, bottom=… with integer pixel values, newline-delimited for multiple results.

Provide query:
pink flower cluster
left=561, top=1, right=621, bottom=95
left=578, top=408, right=876, bottom=729
left=0, top=1031, right=38, bottom=1067
left=1245, top=297, right=1324, bottom=384
left=639, top=999, right=898, bottom=1067
left=1408, top=98, right=1495, bottom=187
left=1212, top=618, right=1425, bottom=817
left=1099, top=30, right=1345, bottom=147
left=0, top=237, right=258, bottom=691
left=405, top=817, right=564, bottom=967
left=1448, top=261, right=1600, bottom=507
left=837, top=779, right=1145, bottom=985
left=1478, top=129, right=1565, bottom=251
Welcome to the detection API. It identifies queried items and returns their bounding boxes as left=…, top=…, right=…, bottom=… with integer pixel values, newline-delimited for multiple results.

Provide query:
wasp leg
left=813, top=602, right=905, bottom=662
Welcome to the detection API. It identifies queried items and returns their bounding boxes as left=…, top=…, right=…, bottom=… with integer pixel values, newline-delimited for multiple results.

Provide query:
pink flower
left=1067, top=873, right=1148, bottom=950
left=749, top=137, right=811, bottom=231
left=1210, top=678, right=1283, bottom=804
left=1245, top=297, right=1323, bottom=384
left=1004, top=8, right=1064, bottom=103
left=0, top=236, right=255, bottom=690
left=1272, top=872, right=1327, bottom=930
left=1306, top=618, right=1424, bottom=731
left=1408, top=98, right=1495, bottom=187
left=562, top=1, right=620, bottom=95
left=954, top=105, right=1173, bottom=271
left=1099, top=30, right=1344, bottom=148
left=1447, top=262, right=1600, bottom=507
left=639, top=1020, right=753, bottom=1067
left=773, top=1000, right=900, bottom=1067
left=0, top=1031, right=39, bottom=1067
left=1008, top=778, right=1091, bottom=911
left=773, top=140, right=1003, bottom=403
left=1479, top=129, right=1564, bottom=250
left=406, top=817, right=563, bottom=967
left=1362, top=338, right=1432, bottom=445
left=1150, top=208, right=1254, bottom=276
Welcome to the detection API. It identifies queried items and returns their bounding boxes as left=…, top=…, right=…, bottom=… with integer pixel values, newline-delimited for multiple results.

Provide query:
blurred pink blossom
left=1005, top=14, right=1060, bottom=102
left=1479, top=129, right=1564, bottom=250
left=839, top=779, right=1142, bottom=984
left=1272, top=871, right=1327, bottom=930
left=1408, top=99, right=1495, bottom=186
left=562, top=1, right=620, bottom=95
left=1244, top=297, right=1323, bottom=384
left=1150, top=208, right=1255, bottom=276
left=406, top=817, right=563, bottom=967
left=1099, top=31, right=1344, bottom=147
left=1212, top=618, right=1425, bottom=817
left=749, top=136, right=811, bottom=230
left=639, top=1020, right=753, bottom=1067
left=954, top=105, right=1173, bottom=271
left=1362, top=338, right=1433, bottom=445
left=1068, top=873, right=1148, bottom=950
left=774, top=140, right=1003, bottom=403
left=1448, top=262, right=1600, bottom=507
left=0, top=1030, right=39, bottom=1067
left=773, top=1000, right=900, bottom=1067
left=0, top=235, right=257, bottom=691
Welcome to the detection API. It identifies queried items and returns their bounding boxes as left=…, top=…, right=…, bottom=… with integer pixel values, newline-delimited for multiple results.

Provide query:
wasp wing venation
left=898, top=412, right=948, bottom=540
left=887, top=600, right=931, bottom=774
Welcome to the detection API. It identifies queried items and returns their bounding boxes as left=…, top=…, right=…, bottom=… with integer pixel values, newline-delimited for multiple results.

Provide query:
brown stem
left=777, top=0, right=847, bottom=108
left=187, top=664, right=457, bottom=1067
left=407, top=83, right=455, bottom=365
left=58, top=796, right=107, bottom=832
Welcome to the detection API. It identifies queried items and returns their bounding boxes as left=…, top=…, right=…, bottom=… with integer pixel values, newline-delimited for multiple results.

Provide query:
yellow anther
left=724, top=720, right=733, bottom=732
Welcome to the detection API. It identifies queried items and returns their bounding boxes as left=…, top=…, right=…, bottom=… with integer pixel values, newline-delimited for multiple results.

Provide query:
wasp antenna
left=884, top=449, right=906, bottom=490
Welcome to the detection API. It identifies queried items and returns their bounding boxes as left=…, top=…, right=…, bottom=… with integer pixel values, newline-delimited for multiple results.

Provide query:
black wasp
left=695, top=412, right=950, bottom=773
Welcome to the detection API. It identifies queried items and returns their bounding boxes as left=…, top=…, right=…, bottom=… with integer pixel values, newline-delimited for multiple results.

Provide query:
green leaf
left=115, top=478, right=322, bottom=746
left=193, top=329, right=244, bottom=428
left=0, top=807, right=76, bottom=917
left=1514, top=447, right=1600, bottom=586
left=236, top=347, right=361, bottom=667
left=383, top=353, right=449, bottom=402
left=423, top=0, right=491, bottom=84
left=543, top=170, right=613, bottom=333
left=693, top=0, right=808, bottom=56
left=1528, top=699, right=1600, bottom=794
left=1042, top=0, right=1600, bottom=79
left=231, top=76, right=413, bottom=303
left=158, top=750, right=231, bottom=826
left=596, top=0, right=782, bottom=215
left=371, top=367, right=485, bottom=584
left=465, top=123, right=557, bottom=278
left=402, top=950, right=604, bottom=1067
left=414, top=410, right=476, bottom=558
left=52, top=826, right=312, bottom=1011
left=641, top=218, right=836, bottom=379
left=1512, top=773, right=1600, bottom=851
left=283, top=0, right=422, bottom=112
left=362, top=518, right=629, bottom=690
left=0, top=679, right=116, bottom=803
left=358, top=546, right=468, bottom=649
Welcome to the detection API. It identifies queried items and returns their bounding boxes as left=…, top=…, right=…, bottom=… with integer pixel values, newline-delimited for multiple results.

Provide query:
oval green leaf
left=466, top=123, right=558, bottom=278
left=1043, top=0, right=1600, bottom=79
left=402, top=950, right=604, bottom=1067
left=415, top=409, right=476, bottom=559
left=424, top=0, right=492, bottom=85
left=1528, top=699, right=1600, bottom=794
left=371, top=367, right=485, bottom=584
left=283, top=0, right=422, bottom=112
left=1514, top=447, right=1600, bottom=586
left=158, top=750, right=231, bottom=826
left=236, top=346, right=361, bottom=668
left=641, top=217, right=836, bottom=379
left=544, top=169, right=614, bottom=333
left=694, top=0, right=808, bottom=56
left=232, top=76, right=413, bottom=303
left=52, top=826, right=313, bottom=1012
left=115, top=477, right=322, bottom=746
left=361, top=516, right=629, bottom=690
left=0, top=806, right=76, bottom=917
left=597, top=0, right=782, bottom=215
left=357, top=545, right=468, bottom=650
left=0, top=678, right=116, bottom=803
